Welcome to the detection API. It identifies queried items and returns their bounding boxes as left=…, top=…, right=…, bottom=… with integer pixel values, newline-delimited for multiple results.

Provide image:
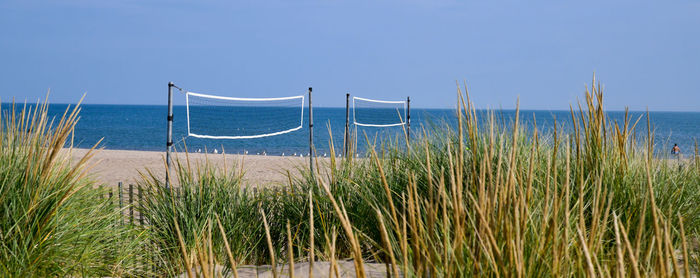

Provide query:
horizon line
left=1, top=101, right=698, bottom=113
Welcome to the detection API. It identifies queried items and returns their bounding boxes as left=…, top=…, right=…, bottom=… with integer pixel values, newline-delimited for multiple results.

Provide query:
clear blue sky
left=1, top=0, right=698, bottom=110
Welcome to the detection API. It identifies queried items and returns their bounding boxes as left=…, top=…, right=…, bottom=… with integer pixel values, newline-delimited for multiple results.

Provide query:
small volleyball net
left=186, top=91, right=305, bottom=139
left=352, top=96, right=407, bottom=127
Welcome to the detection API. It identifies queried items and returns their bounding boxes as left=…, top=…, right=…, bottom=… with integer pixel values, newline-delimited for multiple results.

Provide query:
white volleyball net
left=186, top=92, right=305, bottom=139
left=353, top=96, right=407, bottom=127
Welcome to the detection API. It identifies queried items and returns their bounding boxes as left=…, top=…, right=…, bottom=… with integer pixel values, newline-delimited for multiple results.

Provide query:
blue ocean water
left=2, top=103, right=699, bottom=156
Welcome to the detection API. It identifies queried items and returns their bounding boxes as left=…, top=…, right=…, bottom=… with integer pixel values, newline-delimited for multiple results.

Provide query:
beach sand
left=180, top=261, right=392, bottom=278
left=68, top=148, right=310, bottom=187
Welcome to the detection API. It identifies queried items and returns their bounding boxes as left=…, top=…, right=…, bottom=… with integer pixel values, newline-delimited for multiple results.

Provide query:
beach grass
left=154, top=78, right=700, bottom=277
left=342, top=80, right=700, bottom=276
left=0, top=97, right=145, bottom=277
left=137, top=151, right=265, bottom=276
left=4, top=77, right=698, bottom=277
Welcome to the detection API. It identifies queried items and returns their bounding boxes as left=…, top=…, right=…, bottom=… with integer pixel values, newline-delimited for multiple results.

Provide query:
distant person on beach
left=671, top=144, right=681, bottom=155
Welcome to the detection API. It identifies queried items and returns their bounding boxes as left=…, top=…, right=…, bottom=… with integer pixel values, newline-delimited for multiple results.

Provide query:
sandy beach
left=68, top=148, right=310, bottom=187
left=179, top=261, right=391, bottom=278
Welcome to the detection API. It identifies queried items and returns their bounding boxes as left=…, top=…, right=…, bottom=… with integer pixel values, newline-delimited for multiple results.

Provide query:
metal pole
left=345, top=93, right=350, bottom=157
left=406, top=96, right=411, bottom=143
left=308, top=87, right=314, bottom=175
left=165, top=82, right=174, bottom=188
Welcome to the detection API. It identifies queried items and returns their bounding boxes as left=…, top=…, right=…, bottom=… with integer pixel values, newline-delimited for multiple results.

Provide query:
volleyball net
left=186, top=91, right=305, bottom=139
left=352, top=96, right=407, bottom=127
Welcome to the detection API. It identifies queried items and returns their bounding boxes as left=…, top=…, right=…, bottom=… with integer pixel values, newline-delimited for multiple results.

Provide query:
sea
left=2, top=104, right=699, bottom=156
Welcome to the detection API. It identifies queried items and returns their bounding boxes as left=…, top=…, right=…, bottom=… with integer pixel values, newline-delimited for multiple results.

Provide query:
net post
left=406, top=96, right=411, bottom=144
left=308, top=87, right=315, bottom=177
left=345, top=93, right=350, bottom=157
left=165, top=82, right=174, bottom=189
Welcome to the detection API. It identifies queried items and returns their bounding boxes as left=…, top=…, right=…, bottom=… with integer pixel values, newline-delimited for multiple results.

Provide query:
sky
left=0, top=0, right=698, bottom=111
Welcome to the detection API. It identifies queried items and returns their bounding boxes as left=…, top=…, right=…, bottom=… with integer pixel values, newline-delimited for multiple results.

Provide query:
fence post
left=345, top=93, right=350, bottom=158
left=138, top=185, right=144, bottom=225
left=118, top=182, right=123, bottom=225
left=308, top=87, right=315, bottom=176
left=129, top=184, right=134, bottom=225
left=136, top=185, right=144, bottom=273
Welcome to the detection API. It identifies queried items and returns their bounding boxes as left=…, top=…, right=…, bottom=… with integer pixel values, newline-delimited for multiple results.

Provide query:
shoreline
left=66, top=147, right=695, bottom=188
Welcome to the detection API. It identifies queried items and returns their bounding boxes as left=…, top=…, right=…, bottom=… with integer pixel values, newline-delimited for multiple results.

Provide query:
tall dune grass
left=138, top=152, right=264, bottom=276
left=0, top=98, right=143, bottom=277
left=312, top=79, right=700, bottom=276
left=157, top=77, right=699, bottom=277
left=271, top=78, right=699, bottom=276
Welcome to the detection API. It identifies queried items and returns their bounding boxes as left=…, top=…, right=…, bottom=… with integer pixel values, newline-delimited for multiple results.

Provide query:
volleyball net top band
left=186, top=91, right=305, bottom=139
left=352, top=96, right=407, bottom=127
